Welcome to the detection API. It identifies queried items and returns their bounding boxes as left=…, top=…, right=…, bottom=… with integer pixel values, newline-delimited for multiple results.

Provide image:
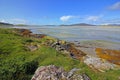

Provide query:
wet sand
left=73, top=40, right=120, bottom=57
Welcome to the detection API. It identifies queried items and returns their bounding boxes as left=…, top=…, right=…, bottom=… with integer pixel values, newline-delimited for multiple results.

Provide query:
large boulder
left=31, top=65, right=90, bottom=80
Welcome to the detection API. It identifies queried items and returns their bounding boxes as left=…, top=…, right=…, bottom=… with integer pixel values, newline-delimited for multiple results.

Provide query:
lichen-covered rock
left=31, top=65, right=90, bottom=80
left=95, top=48, right=120, bottom=65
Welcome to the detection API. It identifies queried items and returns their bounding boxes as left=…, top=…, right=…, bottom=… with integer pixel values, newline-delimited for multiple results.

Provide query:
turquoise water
left=14, top=26, right=120, bottom=43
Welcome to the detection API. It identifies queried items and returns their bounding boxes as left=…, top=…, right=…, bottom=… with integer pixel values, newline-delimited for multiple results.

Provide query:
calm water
left=14, top=26, right=120, bottom=43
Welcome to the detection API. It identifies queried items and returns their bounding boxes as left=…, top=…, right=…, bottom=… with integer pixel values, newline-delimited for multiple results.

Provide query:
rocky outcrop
left=15, top=29, right=46, bottom=38
left=17, top=29, right=32, bottom=37
left=66, top=43, right=86, bottom=60
left=44, top=39, right=86, bottom=60
left=31, top=65, right=90, bottom=80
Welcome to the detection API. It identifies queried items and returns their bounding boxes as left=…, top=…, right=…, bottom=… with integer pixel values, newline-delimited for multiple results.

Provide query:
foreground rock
left=31, top=65, right=90, bottom=80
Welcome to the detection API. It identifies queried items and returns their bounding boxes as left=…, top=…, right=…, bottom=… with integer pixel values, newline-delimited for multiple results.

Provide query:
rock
left=84, top=55, right=116, bottom=72
left=44, top=39, right=86, bottom=60
left=27, top=45, right=38, bottom=51
left=67, top=68, right=80, bottom=78
left=30, top=34, right=46, bottom=38
left=66, top=43, right=86, bottom=60
left=18, top=29, right=32, bottom=37
left=82, top=73, right=91, bottom=80
left=31, top=65, right=90, bottom=80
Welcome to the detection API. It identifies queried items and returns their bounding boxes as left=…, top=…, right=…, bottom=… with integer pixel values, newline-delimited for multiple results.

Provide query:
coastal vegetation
left=0, top=28, right=120, bottom=80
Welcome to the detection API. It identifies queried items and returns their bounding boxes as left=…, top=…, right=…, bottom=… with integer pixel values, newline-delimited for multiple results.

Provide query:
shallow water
left=14, top=26, right=120, bottom=43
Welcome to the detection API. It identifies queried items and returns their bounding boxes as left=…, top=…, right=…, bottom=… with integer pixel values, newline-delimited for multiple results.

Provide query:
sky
left=0, top=0, right=120, bottom=25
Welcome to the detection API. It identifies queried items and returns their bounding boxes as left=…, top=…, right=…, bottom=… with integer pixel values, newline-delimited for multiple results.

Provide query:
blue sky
left=0, top=0, right=120, bottom=25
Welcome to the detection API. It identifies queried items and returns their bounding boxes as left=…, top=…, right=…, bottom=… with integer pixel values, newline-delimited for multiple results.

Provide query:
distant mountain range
left=70, top=23, right=95, bottom=26
left=60, top=23, right=95, bottom=26
left=103, top=24, right=120, bottom=26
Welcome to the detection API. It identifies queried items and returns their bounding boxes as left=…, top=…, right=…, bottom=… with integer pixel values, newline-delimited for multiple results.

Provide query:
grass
left=0, top=28, right=120, bottom=80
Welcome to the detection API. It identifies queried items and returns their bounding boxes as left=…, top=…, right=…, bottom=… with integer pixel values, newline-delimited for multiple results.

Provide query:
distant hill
left=106, top=24, right=120, bottom=26
left=70, top=23, right=95, bottom=26
left=60, top=23, right=95, bottom=26
left=0, top=22, right=13, bottom=26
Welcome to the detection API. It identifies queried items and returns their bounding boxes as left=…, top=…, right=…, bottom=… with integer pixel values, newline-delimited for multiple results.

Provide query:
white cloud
left=60, top=15, right=75, bottom=22
left=101, top=18, right=120, bottom=24
left=0, top=18, right=27, bottom=24
left=86, top=15, right=103, bottom=22
left=108, top=2, right=120, bottom=10
left=0, top=19, right=5, bottom=23
left=10, top=19, right=27, bottom=24
left=86, top=16, right=99, bottom=21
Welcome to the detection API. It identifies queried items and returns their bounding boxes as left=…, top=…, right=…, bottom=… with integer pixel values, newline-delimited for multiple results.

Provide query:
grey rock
left=84, top=55, right=116, bottom=72
left=27, top=45, right=38, bottom=51
left=31, top=65, right=90, bottom=80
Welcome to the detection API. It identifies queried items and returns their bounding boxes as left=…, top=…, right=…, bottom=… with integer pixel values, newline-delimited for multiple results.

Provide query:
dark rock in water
left=31, top=65, right=91, bottom=80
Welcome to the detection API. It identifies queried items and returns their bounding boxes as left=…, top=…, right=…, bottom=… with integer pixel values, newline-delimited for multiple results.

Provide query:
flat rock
left=84, top=55, right=116, bottom=72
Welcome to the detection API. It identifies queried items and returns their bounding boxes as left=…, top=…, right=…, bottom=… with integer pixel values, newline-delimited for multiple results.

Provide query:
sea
left=13, top=26, right=120, bottom=43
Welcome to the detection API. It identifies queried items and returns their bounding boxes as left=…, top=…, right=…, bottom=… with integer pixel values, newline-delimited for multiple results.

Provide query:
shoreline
left=1, top=27, right=120, bottom=79
left=19, top=28, right=120, bottom=71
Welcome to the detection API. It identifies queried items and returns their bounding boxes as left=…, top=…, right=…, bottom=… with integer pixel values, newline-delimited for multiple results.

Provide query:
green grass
left=0, top=28, right=120, bottom=80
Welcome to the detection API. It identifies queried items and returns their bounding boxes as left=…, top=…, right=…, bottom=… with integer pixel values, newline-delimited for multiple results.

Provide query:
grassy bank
left=0, top=28, right=120, bottom=80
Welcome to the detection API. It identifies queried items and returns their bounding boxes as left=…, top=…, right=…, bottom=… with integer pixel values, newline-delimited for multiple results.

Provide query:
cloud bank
left=86, top=16, right=100, bottom=21
left=108, top=2, right=120, bottom=10
left=85, top=15, right=103, bottom=22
